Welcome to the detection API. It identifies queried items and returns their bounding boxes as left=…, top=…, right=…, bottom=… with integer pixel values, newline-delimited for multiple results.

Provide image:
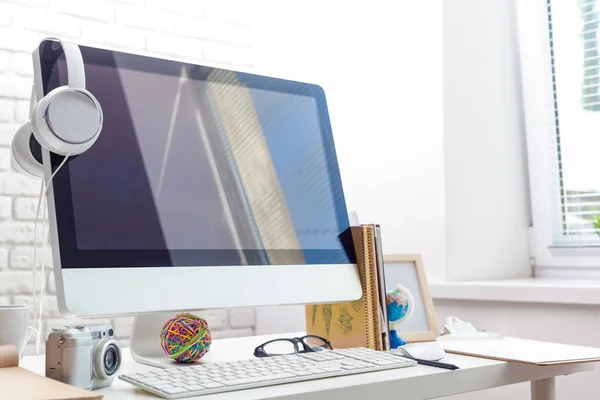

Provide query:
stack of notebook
left=305, top=224, right=390, bottom=351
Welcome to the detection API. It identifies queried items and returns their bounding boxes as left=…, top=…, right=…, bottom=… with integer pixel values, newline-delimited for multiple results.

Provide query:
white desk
left=20, top=333, right=594, bottom=400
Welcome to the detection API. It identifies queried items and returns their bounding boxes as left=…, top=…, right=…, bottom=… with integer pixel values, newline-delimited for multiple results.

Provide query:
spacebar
left=224, top=373, right=297, bottom=386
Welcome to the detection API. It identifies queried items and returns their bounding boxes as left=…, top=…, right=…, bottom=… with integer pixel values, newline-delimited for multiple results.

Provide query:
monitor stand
left=130, top=311, right=216, bottom=368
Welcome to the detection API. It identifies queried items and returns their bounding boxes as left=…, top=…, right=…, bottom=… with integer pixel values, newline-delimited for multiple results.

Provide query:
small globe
left=386, top=285, right=413, bottom=324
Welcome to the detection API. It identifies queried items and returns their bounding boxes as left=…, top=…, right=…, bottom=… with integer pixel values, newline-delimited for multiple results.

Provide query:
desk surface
left=20, top=333, right=595, bottom=400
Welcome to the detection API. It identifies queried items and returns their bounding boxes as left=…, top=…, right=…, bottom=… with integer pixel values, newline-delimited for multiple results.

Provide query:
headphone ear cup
left=32, top=86, right=103, bottom=156
left=12, top=121, right=43, bottom=179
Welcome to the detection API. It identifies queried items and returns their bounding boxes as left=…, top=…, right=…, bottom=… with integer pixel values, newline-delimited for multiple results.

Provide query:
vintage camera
left=46, top=325, right=121, bottom=390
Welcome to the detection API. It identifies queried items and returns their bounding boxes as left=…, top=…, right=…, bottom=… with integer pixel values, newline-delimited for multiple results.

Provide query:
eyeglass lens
left=262, top=339, right=298, bottom=356
left=302, top=336, right=331, bottom=351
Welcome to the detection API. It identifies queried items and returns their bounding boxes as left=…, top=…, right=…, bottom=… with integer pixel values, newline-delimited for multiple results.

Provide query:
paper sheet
left=440, top=337, right=600, bottom=365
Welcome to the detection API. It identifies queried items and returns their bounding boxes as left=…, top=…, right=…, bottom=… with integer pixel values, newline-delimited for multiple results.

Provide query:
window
left=549, top=0, right=600, bottom=246
left=517, top=0, right=600, bottom=271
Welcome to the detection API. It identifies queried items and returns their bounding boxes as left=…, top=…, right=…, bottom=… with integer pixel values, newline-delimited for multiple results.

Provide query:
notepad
left=0, top=345, right=102, bottom=400
left=440, top=337, right=600, bottom=366
left=305, top=225, right=384, bottom=350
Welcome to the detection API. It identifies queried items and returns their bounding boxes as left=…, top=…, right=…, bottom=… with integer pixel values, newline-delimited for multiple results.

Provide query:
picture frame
left=382, top=254, right=439, bottom=343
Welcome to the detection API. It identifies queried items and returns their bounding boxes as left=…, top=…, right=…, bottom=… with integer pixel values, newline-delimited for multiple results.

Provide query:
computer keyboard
left=120, top=347, right=416, bottom=399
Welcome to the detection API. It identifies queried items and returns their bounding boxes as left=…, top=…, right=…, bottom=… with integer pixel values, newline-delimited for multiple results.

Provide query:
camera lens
left=103, top=344, right=120, bottom=376
left=108, top=328, right=114, bottom=337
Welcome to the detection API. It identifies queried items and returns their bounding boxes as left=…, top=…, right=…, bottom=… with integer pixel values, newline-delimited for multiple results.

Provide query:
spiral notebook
left=305, top=225, right=386, bottom=350
left=0, top=345, right=102, bottom=400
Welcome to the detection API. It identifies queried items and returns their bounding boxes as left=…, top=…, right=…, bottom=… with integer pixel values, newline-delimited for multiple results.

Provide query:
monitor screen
left=41, top=43, right=355, bottom=268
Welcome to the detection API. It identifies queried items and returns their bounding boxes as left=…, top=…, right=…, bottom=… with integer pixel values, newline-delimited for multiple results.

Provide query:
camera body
left=46, top=325, right=121, bottom=390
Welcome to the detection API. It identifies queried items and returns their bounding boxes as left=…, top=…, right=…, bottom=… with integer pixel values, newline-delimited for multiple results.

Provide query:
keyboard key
left=279, top=369, right=297, bottom=374
left=138, top=377, right=163, bottom=385
left=308, top=368, right=326, bottom=374
left=203, top=382, right=226, bottom=389
left=162, top=387, right=189, bottom=395
left=122, top=373, right=143, bottom=380
left=186, top=384, right=205, bottom=391
left=299, top=361, right=316, bottom=366
left=147, top=380, right=170, bottom=387
left=153, top=383, right=174, bottom=390
left=294, top=370, right=314, bottom=376
left=224, top=373, right=296, bottom=386
left=372, top=360, right=398, bottom=366
left=322, top=367, right=342, bottom=373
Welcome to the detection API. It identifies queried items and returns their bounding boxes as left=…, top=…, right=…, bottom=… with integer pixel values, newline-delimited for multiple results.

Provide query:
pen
left=409, top=357, right=460, bottom=370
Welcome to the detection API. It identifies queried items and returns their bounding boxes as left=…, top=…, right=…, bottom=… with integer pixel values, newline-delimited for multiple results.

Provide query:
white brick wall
left=15, top=99, right=31, bottom=123
left=13, top=197, right=39, bottom=220
left=229, top=308, right=256, bottom=329
left=0, top=0, right=256, bottom=355
left=0, top=147, right=11, bottom=170
left=146, top=0, right=203, bottom=16
left=0, top=124, right=16, bottom=146
left=0, top=51, right=10, bottom=73
left=0, top=196, right=11, bottom=218
left=0, top=247, right=8, bottom=269
left=81, top=22, right=145, bottom=51
left=11, top=52, right=34, bottom=77
left=0, top=98, right=13, bottom=121
left=0, top=172, right=40, bottom=196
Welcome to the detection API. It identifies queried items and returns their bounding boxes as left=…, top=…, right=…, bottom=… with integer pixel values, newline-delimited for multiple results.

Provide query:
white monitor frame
left=33, top=41, right=362, bottom=317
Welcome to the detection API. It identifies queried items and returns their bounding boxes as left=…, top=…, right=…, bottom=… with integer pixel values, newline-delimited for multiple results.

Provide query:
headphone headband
left=41, top=38, right=86, bottom=90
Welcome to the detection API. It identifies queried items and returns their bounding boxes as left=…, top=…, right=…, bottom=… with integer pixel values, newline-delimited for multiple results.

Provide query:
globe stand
left=130, top=311, right=216, bottom=369
left=386, top=284, right=414, bottom=349
left=389, top=329, right=406, bottom=349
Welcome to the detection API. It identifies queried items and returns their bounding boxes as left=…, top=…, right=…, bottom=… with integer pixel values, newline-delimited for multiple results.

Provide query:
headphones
left=11, top=39, right=103, bottom=178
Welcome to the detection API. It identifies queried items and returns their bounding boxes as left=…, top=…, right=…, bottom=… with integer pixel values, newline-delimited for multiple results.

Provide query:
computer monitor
left=34, top=40, right=362, bottom=316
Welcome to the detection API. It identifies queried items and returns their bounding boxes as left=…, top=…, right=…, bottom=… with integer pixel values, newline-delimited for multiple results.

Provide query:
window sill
left=549, top=246, right=600, bottom=257
left=429, top=278, right=600, bottom=306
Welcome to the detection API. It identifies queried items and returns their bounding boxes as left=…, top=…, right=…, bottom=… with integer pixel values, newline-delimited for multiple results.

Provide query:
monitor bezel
left=35, top=40, right=361, bottom=316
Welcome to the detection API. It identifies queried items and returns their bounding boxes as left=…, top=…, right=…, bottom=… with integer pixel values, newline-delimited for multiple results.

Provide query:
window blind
left=548, top=0, right=600, bottom=246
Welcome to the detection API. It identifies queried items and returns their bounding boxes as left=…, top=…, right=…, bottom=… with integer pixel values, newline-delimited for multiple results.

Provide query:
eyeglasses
left=253, top=335, right=333, bottom=358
